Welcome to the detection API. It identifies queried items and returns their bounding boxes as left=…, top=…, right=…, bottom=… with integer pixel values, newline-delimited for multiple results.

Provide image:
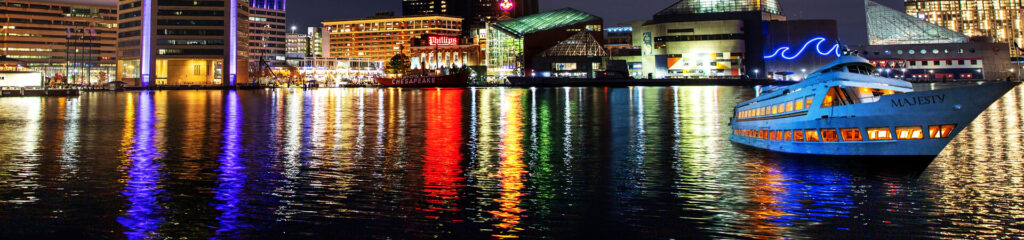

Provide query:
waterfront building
left=293, top=57, right=382, bottom=85
left=248, top=0, right=287, bottom=66
left=308, top=27, right=323, bottom=58
left=402, top=0, right=539, bottom=35
left=286, top=32, right=308, bottom=59
left=322, top=14, right=462, bottom=62
left=0, top=0, right=117, bottom=84
left=849, top=1, right=1012, bottom=81
left=604, top=24, right=636, bottom=57
left=629, top=0, right=785, bottom=79
left=867, top=1, right=967, bottom=45
left=486, top=8, right=604, bottom=81
left=408, top=35, right=483, bottom=70
left=532, top=31, right=609, bottom=78
left=905, top=0, right=1024, bottom=55
left=116, top=0, right=250, bottom=87
left=850, top=40, right=1013, bottom=80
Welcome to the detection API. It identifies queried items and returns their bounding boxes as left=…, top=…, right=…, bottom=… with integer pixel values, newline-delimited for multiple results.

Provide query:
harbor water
left=0, top=85, right=1022, bottom=239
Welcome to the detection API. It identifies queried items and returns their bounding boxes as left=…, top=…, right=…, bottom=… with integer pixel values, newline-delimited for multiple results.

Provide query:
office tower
left=117, top=0, right=250, bottom=87
left=402, top=0, right=539, bottom=35
left=0, top=0, right=117, bottom=84
left=249, top=0, right=287, bottom=66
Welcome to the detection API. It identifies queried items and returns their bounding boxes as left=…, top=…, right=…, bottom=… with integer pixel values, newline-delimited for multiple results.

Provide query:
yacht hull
left=731, top=82, right=1019, bottom=157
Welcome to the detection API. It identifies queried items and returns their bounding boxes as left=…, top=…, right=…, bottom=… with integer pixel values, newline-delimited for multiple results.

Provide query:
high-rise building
left=0, top=0, right=117, bottom=84
left=286, top=33, right=309, bottom=58
left=402, top=0, right=539, bottom=35
left=307, top=27, right=323, bottom=58
left=322, top=15, right=462, bottom=62
left=286, top=27, right=324, bottom=59
left=906, top=0, right=1024, bottom=54
left=117, top=0, right=250, bottom=87
left=248, top=0, right=286, bottom=66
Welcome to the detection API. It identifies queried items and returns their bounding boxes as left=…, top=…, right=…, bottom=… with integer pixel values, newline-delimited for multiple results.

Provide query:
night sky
left=62, top=0, right=904, bottom=45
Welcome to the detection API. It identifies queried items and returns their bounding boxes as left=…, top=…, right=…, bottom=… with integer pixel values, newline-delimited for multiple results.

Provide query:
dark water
left=1, top=86, right=1022, bottom=239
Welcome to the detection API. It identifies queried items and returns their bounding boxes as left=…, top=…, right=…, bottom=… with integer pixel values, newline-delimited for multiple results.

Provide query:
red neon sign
left=428, top=36, right=458, bottom=46
left=499, top=0, right=514, bottom=12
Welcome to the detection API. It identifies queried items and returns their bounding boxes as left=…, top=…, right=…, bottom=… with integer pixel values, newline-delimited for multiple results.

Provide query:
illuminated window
left=793, top=130, right=805, bottom=141
left=805, top=129, right=820, bottom=142
left=795, top=99, right=804, bottom=110
left=822, top=86, right=848, bottom=107
left=775, top=131, right=783, bottom=141
left=896, top=126, right=924, bottom=139
left=805, top=96, right=814, bottom=108
left=821, top=129, right=839, bottom=142
left=840, top=128, right=863, bottom=141
left=769, top=131, right=776, bottom=140
left=784, top=131, right=793, bottom=141
left=928, top=124, right=956, bottom=138
left=867, top=127, right=893, bottom=140
left=786, top=101, right=794, bottom=112
left=772, top=105, right=778, bottom=114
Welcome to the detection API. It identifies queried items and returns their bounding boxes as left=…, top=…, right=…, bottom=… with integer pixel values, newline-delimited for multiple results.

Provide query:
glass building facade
left=486, top=28, right=524, bottom=78
left=656, top=0, right=782, bottom=16
left=486, top=8, right=602, bottom=80
left=906, top=0, right=1024, bottom=54
left=867, top=0, right=968, bottom=45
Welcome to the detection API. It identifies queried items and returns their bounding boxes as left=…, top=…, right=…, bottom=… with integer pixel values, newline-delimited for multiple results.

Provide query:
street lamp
left=291, top=26, right=297, bottom=33
left=754, top=69, right=759, bottom=79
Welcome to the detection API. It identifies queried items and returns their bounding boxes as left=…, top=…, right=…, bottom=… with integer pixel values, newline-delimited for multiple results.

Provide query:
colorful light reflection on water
left=0, top=86, right=1022, bottom=238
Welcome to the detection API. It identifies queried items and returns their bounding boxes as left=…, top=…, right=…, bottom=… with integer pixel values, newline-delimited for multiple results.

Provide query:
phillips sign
left=427, top=35, right=458, bottom=46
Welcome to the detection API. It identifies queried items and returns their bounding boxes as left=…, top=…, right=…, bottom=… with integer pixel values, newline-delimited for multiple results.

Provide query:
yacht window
left=775, top=131, right=784, bottom=141
left=784, top=131, right=793, bottom=141
left=849, top=87, right=902, bottom=104
left=805, top=129, right=821, bottom=142
left=821, top=129, right=839, bottom=142
left=769, top=131, right=776, bottom=140
left=822, top=86, right=853, bottom=107
left=793, top=130, right=805, bottom=141
left=896, top=126, right=924, bottom=139
left=772, top=105, right=778, bottom=114
left=929, top=125, right=956, bottom=138
left=841, top=128, right=863, bottom=141
left=786, top=101, right=794, bottom=112
left=795, top=99, right=804, bottom=110
left=867, top=127, right=893, bottom=140
left=805, top=96, right=814, bottom=108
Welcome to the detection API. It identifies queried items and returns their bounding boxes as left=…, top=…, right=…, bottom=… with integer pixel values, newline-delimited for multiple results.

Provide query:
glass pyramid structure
left=539, top=32, right=608, bottom=57
left=656, top=0, right=782, bottom=16
left=491, top=8, right=601, bottom=37
left=866, top=0, right=967, bottom=45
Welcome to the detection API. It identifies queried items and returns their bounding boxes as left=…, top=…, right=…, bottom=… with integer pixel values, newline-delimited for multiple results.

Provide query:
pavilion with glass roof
left=865, top=0, right=967, bottom=45
left=486, top=8, right=604, bottom=81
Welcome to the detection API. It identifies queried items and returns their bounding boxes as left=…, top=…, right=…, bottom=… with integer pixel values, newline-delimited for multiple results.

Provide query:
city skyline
left=56, top=0, right=904, bottom=45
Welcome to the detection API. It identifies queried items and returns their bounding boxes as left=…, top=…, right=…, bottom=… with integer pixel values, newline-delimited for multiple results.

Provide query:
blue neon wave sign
left=764, top=37, right=841, bottom=60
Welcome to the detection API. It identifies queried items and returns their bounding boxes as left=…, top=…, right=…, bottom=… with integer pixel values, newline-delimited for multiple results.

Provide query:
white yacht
left=730, top=56, right=1020, bottom=158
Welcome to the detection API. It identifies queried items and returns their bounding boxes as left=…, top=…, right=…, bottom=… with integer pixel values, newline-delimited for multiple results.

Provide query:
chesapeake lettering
left=892, top=94, right=945, bottom=107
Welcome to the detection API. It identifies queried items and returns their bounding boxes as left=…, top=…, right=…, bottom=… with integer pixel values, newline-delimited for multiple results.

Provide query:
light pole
left=754, top=69, right=759, bottom=79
